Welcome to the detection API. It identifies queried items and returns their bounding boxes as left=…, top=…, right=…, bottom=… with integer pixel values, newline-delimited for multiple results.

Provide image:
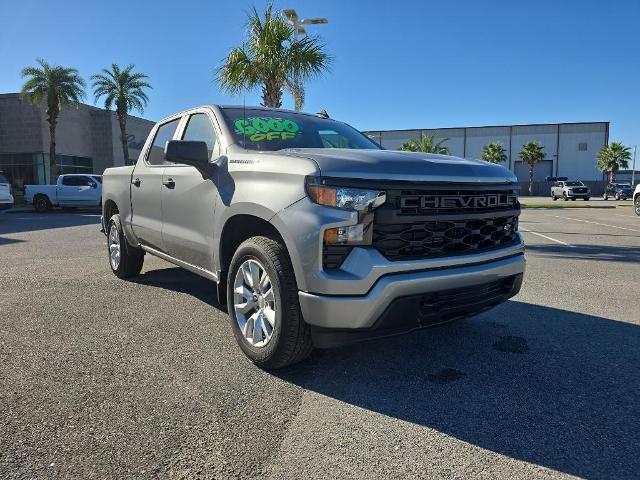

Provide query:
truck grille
left=571, top=188, right=588, bottom=193
left=372, top=186, right=520, bottom=261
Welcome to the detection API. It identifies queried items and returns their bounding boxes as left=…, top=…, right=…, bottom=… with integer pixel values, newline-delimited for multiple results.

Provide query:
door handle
left=132, top=178, right=141, bottom=187
left=163, top=178, right=175, bottom=189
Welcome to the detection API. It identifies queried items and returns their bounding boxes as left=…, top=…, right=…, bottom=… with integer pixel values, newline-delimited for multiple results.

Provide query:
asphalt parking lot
left=1, top=207, right=639, bottom=479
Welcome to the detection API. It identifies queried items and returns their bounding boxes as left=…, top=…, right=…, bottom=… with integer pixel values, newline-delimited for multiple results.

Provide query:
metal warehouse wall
left=365, top=122, right=609, bottom=183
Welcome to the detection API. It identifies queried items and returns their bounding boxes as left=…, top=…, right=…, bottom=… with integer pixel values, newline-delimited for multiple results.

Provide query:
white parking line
left=544, top=214, right=640, bottom=233
left=519, top=228, right=575, bottom=247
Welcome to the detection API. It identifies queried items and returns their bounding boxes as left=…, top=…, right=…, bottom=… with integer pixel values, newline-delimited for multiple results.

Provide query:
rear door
left=161, top=110, right=220, bottom=270
left=58, top=176, right=97, bottom=205
left=130, top=117, right=181, bottom=252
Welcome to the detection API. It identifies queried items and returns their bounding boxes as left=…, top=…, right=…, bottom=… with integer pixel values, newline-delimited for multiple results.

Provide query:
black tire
left=227, top=236, right=312, bottom=369
left=603, top=194, right=608, bottom=200
left=563, top=193, right=569, bottom=201
left=571, top=197, right=576, bottom=201
left=635, top=196, right=640, bottom=216
left=615, top=193, right=621, bottom=201
left=584, top=197, right=590, bottom=201
left=34, top=194, right=52, bottom=213
left=106, top=214, right=144, bottom=278
left=551, top=194, right=557, bottom=201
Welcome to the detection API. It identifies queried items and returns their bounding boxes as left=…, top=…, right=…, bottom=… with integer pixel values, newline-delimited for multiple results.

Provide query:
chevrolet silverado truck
left=101, top=105, right=525, bottom=369
left=25, top=174, right=103, bottom=212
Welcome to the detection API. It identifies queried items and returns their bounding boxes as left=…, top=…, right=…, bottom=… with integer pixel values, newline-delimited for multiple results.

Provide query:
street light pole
left=283, top=9, right=328, bottom=111
left=632, top=144, right=637, bottom=187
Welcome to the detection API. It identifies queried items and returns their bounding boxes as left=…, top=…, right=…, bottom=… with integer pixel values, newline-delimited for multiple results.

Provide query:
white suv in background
left=0, top=172, right=14, bottom=211
left=634, top=184, right=640, bottom=216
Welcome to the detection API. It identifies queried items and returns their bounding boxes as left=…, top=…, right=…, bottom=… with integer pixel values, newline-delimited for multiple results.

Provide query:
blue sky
left=1, top=0, right=638, bottom=145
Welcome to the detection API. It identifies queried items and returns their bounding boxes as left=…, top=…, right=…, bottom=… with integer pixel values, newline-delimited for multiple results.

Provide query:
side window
left=182, top=113, right=218, bottom=161
left=147, top=118, right=180, bottom=166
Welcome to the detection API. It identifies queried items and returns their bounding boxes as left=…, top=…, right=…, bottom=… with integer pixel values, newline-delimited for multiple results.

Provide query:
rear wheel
left=107, top=214, right=144, bottom=278
left=584, top=197, right=590, bottom=201
left=635, top=196, right=640, bottom=216
left=615, top=193, right=622, bottom=200
left=34, top=195, right=51, bottom=213
left=551, top=193, right=557, bottom=201
left=227, top=236, right=312, bottom=369
left=603, top=193, right=608, bottom=200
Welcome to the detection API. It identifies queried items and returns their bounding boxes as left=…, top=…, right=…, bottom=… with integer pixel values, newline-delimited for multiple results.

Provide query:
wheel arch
left=216, top=210, right=306, bottom=292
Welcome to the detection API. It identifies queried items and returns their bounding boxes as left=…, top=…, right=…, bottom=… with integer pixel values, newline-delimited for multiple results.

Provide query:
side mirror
left=164, top=140, right=210, bottom=177
left=90, top=182, right=97, bottom=189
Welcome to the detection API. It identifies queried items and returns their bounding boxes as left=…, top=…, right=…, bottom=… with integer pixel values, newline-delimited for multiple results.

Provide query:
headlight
left=306, top=177, right=385, bottom=211
left=306, top=177, right=386, bottom=246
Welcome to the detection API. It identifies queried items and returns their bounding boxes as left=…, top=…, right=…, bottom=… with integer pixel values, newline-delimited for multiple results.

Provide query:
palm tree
left=91, top=64, right=151, bottom=165
left=597, top=142, right=630, bottom=183
left=217, top=4, right=331, bottom=109
left=20, top=58, right=86, bottom=183
left=481, top=142, right=508, bottom=164
left=518, top=141, right=545, bottom=196
left=400, top=132, right=450, bottom=154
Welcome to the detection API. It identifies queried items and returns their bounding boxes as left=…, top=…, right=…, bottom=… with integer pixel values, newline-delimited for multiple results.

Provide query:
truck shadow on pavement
left=129, top=267, right=226, bottom=312
left=127, top=266, right=639, bottom=478
left=525, top=243, right=640, bottom=264
left=276, top=300, right=640, bottom=480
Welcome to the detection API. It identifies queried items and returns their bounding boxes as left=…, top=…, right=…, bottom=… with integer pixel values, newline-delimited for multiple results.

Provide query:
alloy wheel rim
left=108, top=225, right=121, bottom=270
left=233, top=259, right=276, bottom=348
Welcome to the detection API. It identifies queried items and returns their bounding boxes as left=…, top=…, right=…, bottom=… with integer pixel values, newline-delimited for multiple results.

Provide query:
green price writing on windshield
left=234, top=118, right=300, bottom=141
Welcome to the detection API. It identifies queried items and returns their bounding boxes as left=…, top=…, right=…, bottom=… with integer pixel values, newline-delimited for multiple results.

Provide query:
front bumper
left=299, top=252, right=525, bottom=345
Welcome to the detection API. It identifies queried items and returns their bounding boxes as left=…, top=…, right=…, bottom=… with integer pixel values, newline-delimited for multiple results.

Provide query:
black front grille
left=572, top=188, right=588, bottom=193
left=373, top=186, right=520, bottom=261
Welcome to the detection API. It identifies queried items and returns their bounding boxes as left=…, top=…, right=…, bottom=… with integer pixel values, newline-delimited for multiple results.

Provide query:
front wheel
left=563, top=193, right=569, bottom=201
left=227, top=236, right=312, bottom=369
left=615, top=193, right=621, bottom=201
left=107, top=214, right=144, bottom=278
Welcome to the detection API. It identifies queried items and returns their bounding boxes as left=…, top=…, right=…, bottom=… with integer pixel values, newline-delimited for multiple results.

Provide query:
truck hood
left=279, top=148, right=517, bottom=183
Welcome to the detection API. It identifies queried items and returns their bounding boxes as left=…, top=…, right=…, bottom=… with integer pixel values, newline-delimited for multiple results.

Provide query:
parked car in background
left=634, top=184, right=640, bottom=216
left=0, top=172, right=14, bottom=210
left=24, top=174, right=102, bottom=212
left=550, top=180, right=590, bottom=201
left=603, top=182, right=634, bottom=200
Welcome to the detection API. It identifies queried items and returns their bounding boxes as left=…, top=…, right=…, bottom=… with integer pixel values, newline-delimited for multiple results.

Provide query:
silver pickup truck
left=101, top=105, right=525, bottom=368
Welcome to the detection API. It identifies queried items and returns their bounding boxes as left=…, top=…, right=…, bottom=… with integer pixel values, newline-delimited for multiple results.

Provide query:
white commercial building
left=364, top=122, right=611, bottom=194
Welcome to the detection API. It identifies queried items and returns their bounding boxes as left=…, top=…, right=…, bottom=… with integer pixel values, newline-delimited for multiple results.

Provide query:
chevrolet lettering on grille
left=400, top=194, right=518, bottom=209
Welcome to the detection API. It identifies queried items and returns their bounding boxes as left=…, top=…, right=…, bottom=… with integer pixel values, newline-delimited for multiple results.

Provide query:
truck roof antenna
left=317, top=109, right=329, bottom=119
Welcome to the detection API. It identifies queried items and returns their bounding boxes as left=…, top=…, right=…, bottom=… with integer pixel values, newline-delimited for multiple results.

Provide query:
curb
left=521, top=205, right=618, bottom=209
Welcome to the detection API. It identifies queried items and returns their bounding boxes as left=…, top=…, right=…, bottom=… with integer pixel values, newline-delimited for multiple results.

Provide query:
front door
left=161, top=112, right=220, bottom=271
left=130, top=117, right=181, bottom=251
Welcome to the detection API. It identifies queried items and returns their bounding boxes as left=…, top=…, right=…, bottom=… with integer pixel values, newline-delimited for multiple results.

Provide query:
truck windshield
left=565, top=181, right=584, bottom=186
left=219, top=108, right=381, bottom=151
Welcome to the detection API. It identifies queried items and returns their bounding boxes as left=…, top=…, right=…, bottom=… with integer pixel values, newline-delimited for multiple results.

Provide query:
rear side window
left=182, top=113, right=218, bottom=161
left=147, top=119, right=180, bottom=166
left=0, top=174, right=9, bottom=184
